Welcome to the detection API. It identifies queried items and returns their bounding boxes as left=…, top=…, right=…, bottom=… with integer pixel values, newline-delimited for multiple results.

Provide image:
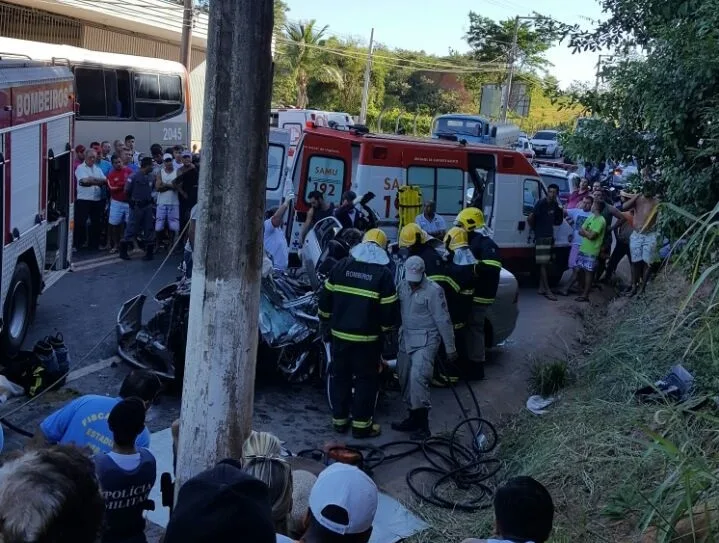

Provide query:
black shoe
left=410, top=408, right=431, bottom=441
left=391, top=411, right=417, bottom=433
left=119, top=241, right=131, bottom=260
left=352, top=423, right=381, bottom=439
left=333, top=422, right=350, bottom=434
left=143, top=245, right=154, bottom=261
left=468, top=364, right=485, bottom=381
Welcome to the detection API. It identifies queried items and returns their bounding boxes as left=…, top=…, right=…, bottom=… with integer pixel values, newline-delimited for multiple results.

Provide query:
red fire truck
left=0, top=57, right=75, bottom=354
left=286, top=125, right=573, bottom=279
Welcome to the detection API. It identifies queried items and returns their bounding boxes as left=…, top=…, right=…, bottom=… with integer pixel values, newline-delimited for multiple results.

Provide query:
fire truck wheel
left=1, top=262, right=34, bottom=356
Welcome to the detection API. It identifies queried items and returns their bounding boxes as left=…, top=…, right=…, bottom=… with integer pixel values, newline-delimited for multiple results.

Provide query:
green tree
left=282, top=20, right=343, bottom=108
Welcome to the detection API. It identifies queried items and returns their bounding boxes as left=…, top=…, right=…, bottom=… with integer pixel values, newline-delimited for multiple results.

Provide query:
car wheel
left=1, top=262, right=34, bottom=356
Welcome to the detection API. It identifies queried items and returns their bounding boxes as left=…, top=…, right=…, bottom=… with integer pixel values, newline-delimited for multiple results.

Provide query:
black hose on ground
left=0, top=417, right=34, bottom=438
left=297, top=356, right=501, bottom=511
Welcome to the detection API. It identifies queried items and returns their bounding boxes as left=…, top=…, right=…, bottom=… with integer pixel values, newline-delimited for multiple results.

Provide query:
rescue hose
left=297, top=356, right=501, bottom=511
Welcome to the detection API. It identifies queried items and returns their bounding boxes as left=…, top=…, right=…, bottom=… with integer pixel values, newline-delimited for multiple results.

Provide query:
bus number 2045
left=163, top=127, right=184, bottom=142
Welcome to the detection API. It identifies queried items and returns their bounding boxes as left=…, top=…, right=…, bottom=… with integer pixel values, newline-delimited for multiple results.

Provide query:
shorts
left=535, top=237, right=553, bottom=265
left=630, top=231, right=659, bottom=264
left=108, top=200, right=130, bottom=226
left=568, top=244, right=581, bottom=268
left=575, top=252, right=598, bottom=272
left=156, top=204, right=180, bottom=232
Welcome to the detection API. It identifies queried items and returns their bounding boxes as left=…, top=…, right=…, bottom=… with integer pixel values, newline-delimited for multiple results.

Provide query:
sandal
left=575, top=296, right=590, bottom=302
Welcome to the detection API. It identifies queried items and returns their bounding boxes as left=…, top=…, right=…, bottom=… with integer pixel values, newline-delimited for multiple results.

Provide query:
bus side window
left=75, top=67, right=106, bottom=117
left=104, top=69, right=131, bottom=119
left=135, top=73, right=183, bottom=120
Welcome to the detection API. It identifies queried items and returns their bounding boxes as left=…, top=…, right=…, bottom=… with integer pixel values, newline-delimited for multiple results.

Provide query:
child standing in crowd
left=94, top=398, right=157, bottom=543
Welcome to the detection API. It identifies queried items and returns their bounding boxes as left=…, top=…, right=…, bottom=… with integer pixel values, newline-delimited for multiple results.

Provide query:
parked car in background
left=530, top=130, right=563, bottom=158
left=535, top=165, right=573, bottom=206
left=515, top=135, right=535, bottom=160
left=611, top=159, right=639, bottom=187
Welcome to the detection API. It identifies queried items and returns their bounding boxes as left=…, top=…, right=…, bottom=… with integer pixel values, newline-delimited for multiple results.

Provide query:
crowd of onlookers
left=72, top=136, right=200, bottom=260
left=529, top=165, right=663, bottom=302
left=0, top=370, right=556, bottom=543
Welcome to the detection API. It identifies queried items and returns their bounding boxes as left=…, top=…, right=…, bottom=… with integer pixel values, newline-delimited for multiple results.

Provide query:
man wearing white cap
left=393, top=255, right=457, bottom=440
left=300, top=462, right=378, bottom=543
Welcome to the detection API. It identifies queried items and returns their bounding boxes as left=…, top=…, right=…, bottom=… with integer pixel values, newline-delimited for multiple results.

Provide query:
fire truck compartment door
left=10, top=125, right=41, bottom=235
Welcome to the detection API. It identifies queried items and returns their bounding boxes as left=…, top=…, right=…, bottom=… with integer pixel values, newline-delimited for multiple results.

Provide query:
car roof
left=533, top=130, right=559, bottom=135
left=536, top=167, right=569, bottom=178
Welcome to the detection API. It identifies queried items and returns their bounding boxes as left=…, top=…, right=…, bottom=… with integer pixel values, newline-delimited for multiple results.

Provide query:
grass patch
left=529, top=361, right=570, bottom=397
left=414, top=272, right=719, bottom=542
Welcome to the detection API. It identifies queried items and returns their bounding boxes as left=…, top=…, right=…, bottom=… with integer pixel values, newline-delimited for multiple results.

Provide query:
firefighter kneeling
left=392, top=256, right=457, bottom=440
left=318, top=228, right=399, bottom=439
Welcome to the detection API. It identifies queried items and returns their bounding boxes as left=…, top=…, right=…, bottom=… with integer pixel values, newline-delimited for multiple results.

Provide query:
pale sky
left=283, top=0, right=606, bottom=89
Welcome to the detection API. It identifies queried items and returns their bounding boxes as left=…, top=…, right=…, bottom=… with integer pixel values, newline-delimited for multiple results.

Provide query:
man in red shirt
left=106, top=156, right=133, bottom=253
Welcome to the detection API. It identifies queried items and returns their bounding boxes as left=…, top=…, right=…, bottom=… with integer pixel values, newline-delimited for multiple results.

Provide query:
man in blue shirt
left=35, top=370, right=162, bottom=455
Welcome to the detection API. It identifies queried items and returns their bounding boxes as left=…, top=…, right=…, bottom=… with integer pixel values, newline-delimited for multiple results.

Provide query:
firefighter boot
left=391, top=410, right=418, bottom=433
left=410, top=408, right=431, bottom=441
left=143, top=244, right=154, bottom=261
left=119, top=241, right=131, bottom=261
left=352, top=422, right=382, bottom=439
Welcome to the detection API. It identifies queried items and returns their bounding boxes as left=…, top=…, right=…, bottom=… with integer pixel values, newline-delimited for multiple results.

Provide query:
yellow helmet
left=455, top=207, right=485, bottom=232
left=444, top=226, right=469, bottom=251
left=399, top=223, right=428, bottom=248
left=362, top=228, right=388, bottom=250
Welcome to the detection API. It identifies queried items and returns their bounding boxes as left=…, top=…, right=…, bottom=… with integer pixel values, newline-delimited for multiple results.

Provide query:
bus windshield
left=433, top=117, right=484, bottom=137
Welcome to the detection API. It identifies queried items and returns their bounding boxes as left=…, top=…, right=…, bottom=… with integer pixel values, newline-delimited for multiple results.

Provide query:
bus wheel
left=2, top=262, right=34, bottom=356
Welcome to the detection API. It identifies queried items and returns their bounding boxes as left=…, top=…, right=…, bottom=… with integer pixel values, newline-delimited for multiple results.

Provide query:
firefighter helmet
left=455, top=207, right=485, bottom=231
left=398, top=223, right=427, bottom=248
left=362, top=228, right=388, bottom=250
left=444, top=226, right=469, bottom=251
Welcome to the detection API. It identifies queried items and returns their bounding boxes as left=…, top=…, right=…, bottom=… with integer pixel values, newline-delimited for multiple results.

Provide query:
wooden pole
left=174, top=0, right=273, bottom=490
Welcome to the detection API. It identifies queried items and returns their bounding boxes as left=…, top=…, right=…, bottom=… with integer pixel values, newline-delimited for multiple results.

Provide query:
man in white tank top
left=155, top=153, right=183, bottom=250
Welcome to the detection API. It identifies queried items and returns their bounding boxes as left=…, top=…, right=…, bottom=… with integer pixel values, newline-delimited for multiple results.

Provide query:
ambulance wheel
left=1, top=262, right=34, bottom=356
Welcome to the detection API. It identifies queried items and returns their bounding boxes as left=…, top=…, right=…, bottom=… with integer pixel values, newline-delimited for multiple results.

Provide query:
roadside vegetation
left=412, top=202, right=718, bottom=542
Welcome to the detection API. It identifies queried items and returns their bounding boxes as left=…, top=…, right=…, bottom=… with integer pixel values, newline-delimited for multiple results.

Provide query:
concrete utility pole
left=594, top=54, right=615, bottom=92
left=175, top=0, right=273, bottom=492
left=359, top=28, right=375, bottom=125
left=500, top=16, right=520, bottom=123
left=179, top=0, right=193, bottom=69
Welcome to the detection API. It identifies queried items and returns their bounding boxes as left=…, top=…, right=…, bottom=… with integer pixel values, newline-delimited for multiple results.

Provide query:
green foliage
left=529, top=361, right=569, bottom=397
left=552, top=0, right=719, bottom=241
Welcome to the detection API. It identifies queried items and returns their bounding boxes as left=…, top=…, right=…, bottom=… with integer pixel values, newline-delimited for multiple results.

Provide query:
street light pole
left=359, top=28, right=375, bottom=125
left=500, top=15, right=520, bottom=123
left=174, top=0, right=273, bottom=492
left=179, top=0, right=193, bottom=69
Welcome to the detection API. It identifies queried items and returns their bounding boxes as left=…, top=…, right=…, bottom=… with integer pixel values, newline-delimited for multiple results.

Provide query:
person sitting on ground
left=35, top=370, right=162, bottom=454
left=242, top=431, right=294, bottom=538
left=461, top=476, right=554, bottom=543
left=298, top=462, right=378, bottom=543
left=164, top=459, right=276, bottom=543
left=95, top=398, right=157, bottom=543
left=0, top=445, right=104, bottom=543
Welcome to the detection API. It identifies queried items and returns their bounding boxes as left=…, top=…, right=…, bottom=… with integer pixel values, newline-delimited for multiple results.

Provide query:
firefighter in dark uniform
left=455, top=208, right=501, bottom=380
left=120, top=156, right=156, bottom=261
left=318, top=228, right=399, bottom=439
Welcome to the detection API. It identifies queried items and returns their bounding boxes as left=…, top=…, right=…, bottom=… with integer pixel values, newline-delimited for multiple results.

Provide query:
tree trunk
left=174, top=0, right=273, bottom=491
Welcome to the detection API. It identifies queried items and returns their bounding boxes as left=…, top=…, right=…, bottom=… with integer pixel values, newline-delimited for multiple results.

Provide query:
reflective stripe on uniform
left=332, top=284, right=381, bottom=300
left=351, top=419, right=373, bottom=429
left=479, top=259, right=502, bottom=269
left=325, top=281, right=336, bottom=291
left=473, top=296, right=495, bottom=304
left=380, top=293, right=398, bottom=304
left=460, top=289, right=474, bottom=296
left=331, top=329, right=380, bottom=342
left=332, top=418, right=349, bottom=426
left=381, top=325, right=395, bottom=332
left=453, top=323, right=465, bottom=330
left=427, top=274, right=460, bottom=293
left=318, top=309, right=332, bottom=319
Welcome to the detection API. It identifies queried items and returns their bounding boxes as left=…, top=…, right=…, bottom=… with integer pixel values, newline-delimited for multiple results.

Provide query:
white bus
left=0, top=36, right=190, bottom=153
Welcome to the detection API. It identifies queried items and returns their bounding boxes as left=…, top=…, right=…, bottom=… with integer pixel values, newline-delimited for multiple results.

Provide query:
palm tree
left=283, top=20, right=343, bottom=108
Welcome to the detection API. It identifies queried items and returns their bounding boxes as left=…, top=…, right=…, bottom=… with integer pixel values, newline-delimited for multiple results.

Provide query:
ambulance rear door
left=287, top=132, right=353, bottom=256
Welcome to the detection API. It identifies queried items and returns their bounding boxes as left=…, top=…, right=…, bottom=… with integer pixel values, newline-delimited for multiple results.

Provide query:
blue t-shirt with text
left=40, top=395, right=150, bottom=455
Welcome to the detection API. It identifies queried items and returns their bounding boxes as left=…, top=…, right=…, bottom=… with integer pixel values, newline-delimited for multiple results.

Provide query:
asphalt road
left=2, top=250, right=584, bottom=468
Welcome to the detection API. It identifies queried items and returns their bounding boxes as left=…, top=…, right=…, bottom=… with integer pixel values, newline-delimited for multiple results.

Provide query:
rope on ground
left=0, top=221, right=190, bottom=424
